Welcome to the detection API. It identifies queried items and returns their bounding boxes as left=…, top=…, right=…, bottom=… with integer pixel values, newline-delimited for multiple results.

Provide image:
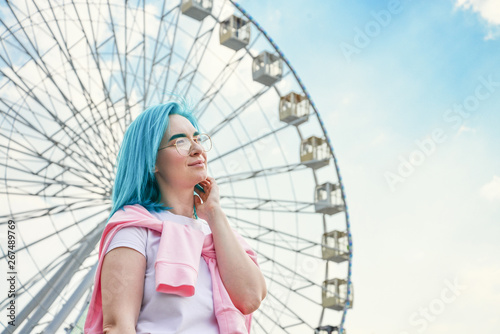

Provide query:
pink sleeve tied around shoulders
left=84, top=204, right=258, bottom=334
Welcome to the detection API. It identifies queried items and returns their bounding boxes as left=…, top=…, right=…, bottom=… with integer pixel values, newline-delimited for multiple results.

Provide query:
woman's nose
left=190, top=141, right=203, bottom=155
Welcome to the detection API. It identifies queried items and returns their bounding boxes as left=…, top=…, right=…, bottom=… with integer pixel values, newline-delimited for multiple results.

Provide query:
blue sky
left=239, top=0, right=500, bottom=333
left=0, top=1, right=497, bottom=332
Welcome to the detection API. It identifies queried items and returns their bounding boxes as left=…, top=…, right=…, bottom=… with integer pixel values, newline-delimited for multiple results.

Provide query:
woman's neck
left=161, top=185, right=195, bottom=218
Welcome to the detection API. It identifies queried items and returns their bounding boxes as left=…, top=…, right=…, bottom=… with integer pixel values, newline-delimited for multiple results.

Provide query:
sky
left=238, top=0, right=500, bottom=333
left=0, top=1, right=498, bottom=333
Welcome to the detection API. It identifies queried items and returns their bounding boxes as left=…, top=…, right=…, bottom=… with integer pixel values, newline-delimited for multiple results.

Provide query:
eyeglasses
left=158, top=133, right=212, bottom=156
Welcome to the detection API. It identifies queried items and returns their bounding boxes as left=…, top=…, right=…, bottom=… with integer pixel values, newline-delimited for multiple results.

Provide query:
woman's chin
left=193, top=172, right=208, bottom=184
left=200, top=169, right=208, bottom=179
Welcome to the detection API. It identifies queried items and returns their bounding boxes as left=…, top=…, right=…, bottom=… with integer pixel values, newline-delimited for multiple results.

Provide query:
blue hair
left=108, top=101, right=200, bottom=220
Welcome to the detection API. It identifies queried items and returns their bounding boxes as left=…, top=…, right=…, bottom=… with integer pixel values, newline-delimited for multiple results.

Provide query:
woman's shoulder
left=109, top=205, right=160, bottom=237
left=109, top=204, right=163, bottom=224
left=106, top=224, right=151, bottom=257
left=113, top=203, right=149, bottom=216
left=110, top=224, right=149, bottom=241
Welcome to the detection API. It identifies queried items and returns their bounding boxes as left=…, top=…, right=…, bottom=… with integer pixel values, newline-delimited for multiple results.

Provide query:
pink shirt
left=84, top=204, right=258, bottom=334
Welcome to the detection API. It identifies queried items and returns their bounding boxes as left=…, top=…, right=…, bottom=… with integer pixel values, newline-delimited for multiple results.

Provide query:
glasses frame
left=157, top=133, right=212, bottom=156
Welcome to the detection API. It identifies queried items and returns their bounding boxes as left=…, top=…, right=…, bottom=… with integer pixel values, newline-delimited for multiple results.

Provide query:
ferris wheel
left=0, top=1, right=353, bottom=333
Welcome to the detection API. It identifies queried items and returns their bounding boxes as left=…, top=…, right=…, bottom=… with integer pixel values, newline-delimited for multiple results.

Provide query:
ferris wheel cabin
left=300, top=136, right=330, bottom=169
left=314, top=325, right=341, bottom=334
left=252, top=51, right=283, bottom=86
left=322, top=230, right=349, bottom=263
left=322, top=278, right=354, bottom=311
left=181, top=0, right=213, bottom=21
left=220, top=15, right=251, bottom=51
left=279, top=92, right=311, bottom=126
left=315, top=182, right=344, bottom=215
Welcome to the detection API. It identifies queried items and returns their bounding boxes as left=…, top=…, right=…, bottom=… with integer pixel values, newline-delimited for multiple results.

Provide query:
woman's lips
left=189, top=163, right=204, bottom=167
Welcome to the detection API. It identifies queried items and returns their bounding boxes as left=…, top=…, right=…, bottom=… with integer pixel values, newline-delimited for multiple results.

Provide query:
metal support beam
left=19, top=224, right=104, bottom=334
left=3, top=222, right=104, bottom=334
left=41, top=263, right=97, bottom=334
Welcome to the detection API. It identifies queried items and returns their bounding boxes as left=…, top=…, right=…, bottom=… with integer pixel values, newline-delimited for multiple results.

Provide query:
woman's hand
left=194, top=176, right=221, bottom=222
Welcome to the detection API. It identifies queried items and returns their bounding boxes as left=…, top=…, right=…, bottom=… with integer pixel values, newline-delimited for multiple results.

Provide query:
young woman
left=84, top=101, right=266, bottom=334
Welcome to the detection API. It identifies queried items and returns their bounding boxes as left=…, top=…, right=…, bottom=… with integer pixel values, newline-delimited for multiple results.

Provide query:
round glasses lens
left=175, top=138, right=191, bottom=155
left=198, top=135, right=211, bottom=152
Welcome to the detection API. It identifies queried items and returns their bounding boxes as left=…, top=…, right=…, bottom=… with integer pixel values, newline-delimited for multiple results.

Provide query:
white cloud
left=369, top=132, right=388, bottom=147
left=456, top=0, right=500, bottom=25
left=455, top=0, right=500, bottom=39
left=457, top=124, right=476, bottom=136
left=480, top=175, right=500, bottom=201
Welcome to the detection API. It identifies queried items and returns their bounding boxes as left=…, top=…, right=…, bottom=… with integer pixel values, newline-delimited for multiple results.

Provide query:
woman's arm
left=207, top=208, right=267, bottom=315
left=101, top=247, right=146, bottom=334
left=195, top=176, right=267, bottom=315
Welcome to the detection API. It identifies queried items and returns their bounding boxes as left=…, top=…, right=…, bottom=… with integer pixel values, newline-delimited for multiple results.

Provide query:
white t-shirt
left=105, top=209, right=220, bottom=334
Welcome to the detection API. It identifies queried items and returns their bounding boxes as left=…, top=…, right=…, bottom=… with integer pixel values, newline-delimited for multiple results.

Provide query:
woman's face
left=155, top=114, right=208, bottom=189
